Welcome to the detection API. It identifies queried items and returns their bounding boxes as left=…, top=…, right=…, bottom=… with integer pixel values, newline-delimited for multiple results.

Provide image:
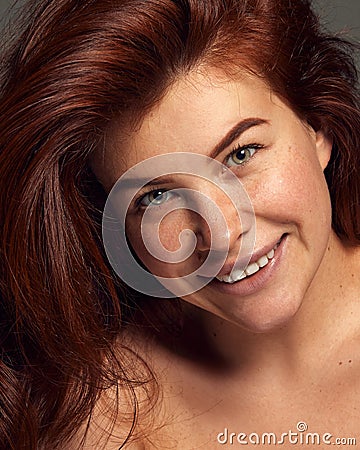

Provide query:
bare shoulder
left=64, top=315, right=221, bottom=449
left=63, top=326, right=176, bottom=450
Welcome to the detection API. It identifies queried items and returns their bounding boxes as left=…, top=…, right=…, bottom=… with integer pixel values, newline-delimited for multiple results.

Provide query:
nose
left=193, top=181, right=248, bottom=254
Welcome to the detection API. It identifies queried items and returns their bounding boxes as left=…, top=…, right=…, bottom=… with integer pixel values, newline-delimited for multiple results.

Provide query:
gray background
left=0, top=0, right=359, bottom=49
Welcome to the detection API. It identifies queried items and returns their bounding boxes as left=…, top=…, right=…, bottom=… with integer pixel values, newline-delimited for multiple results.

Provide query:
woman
left=1, top=0, right=359, bottom=448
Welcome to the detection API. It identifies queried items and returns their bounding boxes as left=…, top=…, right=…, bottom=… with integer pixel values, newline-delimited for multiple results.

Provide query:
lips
left=216, top=244, right=279, bottom=283
left=207, top=234, right=287, bottom=297
left=216, top=236, right=283, bottom=283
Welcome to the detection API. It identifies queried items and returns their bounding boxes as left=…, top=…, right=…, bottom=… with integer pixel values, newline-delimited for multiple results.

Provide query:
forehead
left=100, top=70, right=285, bottom=185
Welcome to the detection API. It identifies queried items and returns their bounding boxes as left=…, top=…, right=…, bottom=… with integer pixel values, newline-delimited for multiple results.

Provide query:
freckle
left=327, top=246, right=330, bottom=251
left=351, top=273, right=354, bottom=277
left=340, top=284, right=343, bottom=289
left=339, top=361, right=343, bottom=366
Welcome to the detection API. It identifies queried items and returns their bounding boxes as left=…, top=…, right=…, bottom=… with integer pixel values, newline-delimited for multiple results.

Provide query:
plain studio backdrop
left=0, top=0, right=360, bottom=46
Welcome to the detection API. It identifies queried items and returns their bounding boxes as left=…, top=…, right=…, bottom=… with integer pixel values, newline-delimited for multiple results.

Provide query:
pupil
left=236, top=149, right=246, bottom=160
left=150, top=190, right=167, bottom=204
left=153, top=190, right=163, bottom=198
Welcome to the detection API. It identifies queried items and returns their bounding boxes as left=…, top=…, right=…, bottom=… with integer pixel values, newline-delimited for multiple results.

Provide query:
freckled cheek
left=124, top=227, right=176, bottom=277
left=126, top=211, right=185, bottom=248
left=244, top=160, right=330, bottom=221
left=125, top=210, right=198, bottom=275
left=157, top=210, right=200, bottom=252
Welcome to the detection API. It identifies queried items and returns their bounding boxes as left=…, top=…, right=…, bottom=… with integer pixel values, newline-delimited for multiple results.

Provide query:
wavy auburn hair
left=0, top=0, right=359, bottom=448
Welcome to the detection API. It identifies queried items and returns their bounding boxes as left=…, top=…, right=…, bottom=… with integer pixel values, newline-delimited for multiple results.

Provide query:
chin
left=223, top=298, right=301, bottom=334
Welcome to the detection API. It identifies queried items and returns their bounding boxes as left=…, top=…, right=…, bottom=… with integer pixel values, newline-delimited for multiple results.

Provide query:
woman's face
left=96, top=69, right=333, bottom=333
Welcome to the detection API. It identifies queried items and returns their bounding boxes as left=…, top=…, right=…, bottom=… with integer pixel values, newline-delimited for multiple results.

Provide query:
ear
left=315, top=129, right=332, bottom=171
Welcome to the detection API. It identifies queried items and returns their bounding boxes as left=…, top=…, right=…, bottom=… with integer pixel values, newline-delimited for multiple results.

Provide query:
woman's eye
left=225, top=144, right=262, bottom=167
left=139, top=189, right=171, bottom=207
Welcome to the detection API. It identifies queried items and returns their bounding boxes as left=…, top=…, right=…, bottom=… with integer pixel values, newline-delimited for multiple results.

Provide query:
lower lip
left=205, top=235, right=287, bottom=297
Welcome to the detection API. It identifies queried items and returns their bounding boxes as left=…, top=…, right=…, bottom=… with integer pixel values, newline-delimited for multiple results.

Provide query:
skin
left=89, top=69, right=360, bottom=449
left=97, top=68, right=334, bottom=332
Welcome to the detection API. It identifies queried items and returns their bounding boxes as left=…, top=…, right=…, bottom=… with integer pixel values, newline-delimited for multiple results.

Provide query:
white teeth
left=245, top=262, right=260, bottom=276
left=216, top=239, right=281, bottom=283
left=231, top=269, right=247, bottom=280
left=222, top=275, right=233, bottom=283
left=218, top=269, right=246, bottom=284
left=257, top=255, right=269, bottom=268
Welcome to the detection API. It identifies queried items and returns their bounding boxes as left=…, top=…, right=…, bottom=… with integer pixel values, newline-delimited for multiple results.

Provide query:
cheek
left=246, top=146, right=331, bottom=227
left=125, top=210, right=198, bottom=276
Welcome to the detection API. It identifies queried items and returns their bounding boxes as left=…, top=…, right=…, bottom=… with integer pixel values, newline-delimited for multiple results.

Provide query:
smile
left=216, top=240, right=281, bottom=284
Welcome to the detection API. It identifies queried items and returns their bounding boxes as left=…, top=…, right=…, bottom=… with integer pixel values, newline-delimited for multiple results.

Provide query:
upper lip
left=215, top=236, right=283, bottom=278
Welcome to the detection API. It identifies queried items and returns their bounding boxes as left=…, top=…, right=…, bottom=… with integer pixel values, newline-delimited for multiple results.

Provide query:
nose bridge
left=193, top=179, right=244, bottom=252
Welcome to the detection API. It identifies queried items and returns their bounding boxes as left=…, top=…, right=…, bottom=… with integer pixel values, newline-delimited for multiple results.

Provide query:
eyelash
left=225, top=143, right=264, bottom=168
left=135, top=143, right=264, bottom=208
left=135, top=185, right=170, bottom=208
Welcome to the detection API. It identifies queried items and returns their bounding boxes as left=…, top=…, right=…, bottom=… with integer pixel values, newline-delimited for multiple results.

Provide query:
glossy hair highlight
left=0, top=0, right=359, bottom=448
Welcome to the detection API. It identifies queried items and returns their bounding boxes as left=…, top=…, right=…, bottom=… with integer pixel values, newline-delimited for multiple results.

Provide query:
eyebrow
left=117, top=176, right=176, bottom=192
left=209, top=117, right=269, bottom=159
left=121, top=117, right=269, bottom=191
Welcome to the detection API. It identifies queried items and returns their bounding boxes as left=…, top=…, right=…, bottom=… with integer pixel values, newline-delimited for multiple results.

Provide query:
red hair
left=0, top=0, right=359, bottom=448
